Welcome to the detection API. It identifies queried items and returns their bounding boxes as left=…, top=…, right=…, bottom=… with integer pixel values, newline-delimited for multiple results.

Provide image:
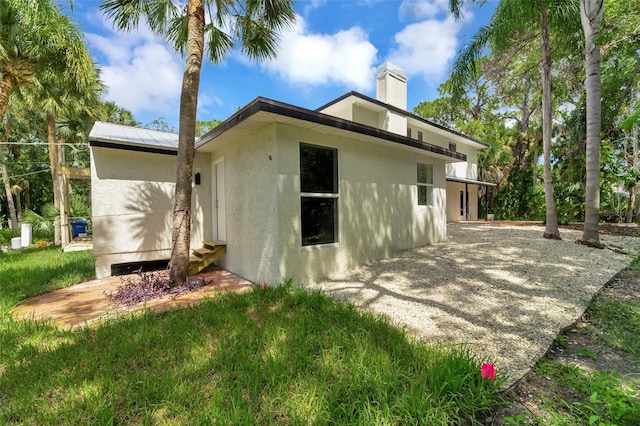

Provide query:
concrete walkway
left=11, top=267, right=253, bottom=329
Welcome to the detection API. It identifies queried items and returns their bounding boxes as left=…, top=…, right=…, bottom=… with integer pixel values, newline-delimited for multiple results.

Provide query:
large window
left=300, top=143, right=338, bottom=246
left=417, top=163, right=433, bottom=206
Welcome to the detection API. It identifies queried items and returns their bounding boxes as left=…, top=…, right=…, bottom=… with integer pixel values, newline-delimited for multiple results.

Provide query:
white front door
left=215, top=161, right=226, bottom=241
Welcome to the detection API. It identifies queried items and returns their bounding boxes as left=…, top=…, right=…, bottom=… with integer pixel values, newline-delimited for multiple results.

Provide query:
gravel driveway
left=310, top=223, right=640, bottom=385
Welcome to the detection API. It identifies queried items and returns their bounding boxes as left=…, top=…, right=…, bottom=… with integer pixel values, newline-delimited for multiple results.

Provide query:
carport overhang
left=446, top=176, right=497, bottom=187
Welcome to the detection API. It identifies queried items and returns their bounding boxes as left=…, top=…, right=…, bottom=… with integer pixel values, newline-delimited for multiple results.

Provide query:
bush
left=0, top=228, right=15, bottom=245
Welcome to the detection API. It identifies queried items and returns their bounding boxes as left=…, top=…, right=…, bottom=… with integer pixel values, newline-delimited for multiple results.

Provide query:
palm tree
left=579, top=0, right=604, bottom=246
left=1, top=0, right=99, bottom=239
left=99, top=101, right=139, bottom=126
left=32, top=67, right=101, bottom=244
left=100, top=0, right=295, bottom=284
left=446, top=0, right=580, bottom=239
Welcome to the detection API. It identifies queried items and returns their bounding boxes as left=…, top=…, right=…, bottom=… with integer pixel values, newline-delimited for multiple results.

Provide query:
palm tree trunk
left=1, top=119, right=18, bottom=235
left=580, top=0, right=604, bottom=246
left=47, top=112, right=62, bottom=245
left=169, top=0, right=205, bottom=285
left=540, top=7, right=561, bottom=240
left=1, top=162, right=18, bottom=235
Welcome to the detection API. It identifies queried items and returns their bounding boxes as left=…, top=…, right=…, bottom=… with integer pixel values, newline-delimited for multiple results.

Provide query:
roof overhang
left=196, top=97, right=466, bottom=162
left=446, top=175, right=497, bottom=187
left=88, top=121, right=179, bottom=155
left=317, top=91, right=489, bottom=149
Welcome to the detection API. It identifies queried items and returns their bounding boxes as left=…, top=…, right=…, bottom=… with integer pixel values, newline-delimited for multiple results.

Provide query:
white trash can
left=21, top=223, right=32, bottom=247
left=11, top=237, right=21, bottom=249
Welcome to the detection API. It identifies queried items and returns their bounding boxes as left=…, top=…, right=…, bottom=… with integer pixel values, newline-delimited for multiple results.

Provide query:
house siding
left=208, top=125, right=280, bottom=284
left=90, top=146, right=212, bottom=278
left=273, top=124, right=446, bottom=284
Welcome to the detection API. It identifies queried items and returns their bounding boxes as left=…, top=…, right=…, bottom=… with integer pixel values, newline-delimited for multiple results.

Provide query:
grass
left=588, top=299, right=640, bottom=356
left=532, top=360, right=640, bottom=425
left=0, top=245, right=95, bottom=313
left=0, top=247, right=504, bottom=424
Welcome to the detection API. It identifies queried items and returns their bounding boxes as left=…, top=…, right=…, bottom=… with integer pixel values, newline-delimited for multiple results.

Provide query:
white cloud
left=388, top=17, right=462, bottom=80
left=262, top=15, right=378, bottom=91
left=86, top=15, right=183, bottom=117
left=303, top=0, right=327, bottom=14
left=399, top=0, right=451, bottom=20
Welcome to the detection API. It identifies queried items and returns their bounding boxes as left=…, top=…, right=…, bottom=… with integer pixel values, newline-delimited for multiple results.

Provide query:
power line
left=11, top=169, right=51, bottom=178
left=0, top=169, right=51, bottom=179
left=0, top=142, right=89, bottom=148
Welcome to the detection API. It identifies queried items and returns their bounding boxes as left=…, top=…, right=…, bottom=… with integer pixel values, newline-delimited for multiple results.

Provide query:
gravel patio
left=310, top=223, right=640, bottom=386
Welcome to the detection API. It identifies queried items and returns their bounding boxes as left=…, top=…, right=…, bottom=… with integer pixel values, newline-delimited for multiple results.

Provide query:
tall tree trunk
left=580, top=0, right=604, bottom=246
left=540, top=7, right=561, bottom=240
left=532, top=139, right=539, bottom=190
left=1, top=161, right=18, bottom=235
left=626, top=187, right=635, bottom=223
left=1, top=121, right=18, bottom=235
left=47, top=112, right=62, bottom=245
left=0, top=77, right=18, bottom=235
left=14, top=187, right=22, bottom=218
left=169, top=0, right=205, bottom=284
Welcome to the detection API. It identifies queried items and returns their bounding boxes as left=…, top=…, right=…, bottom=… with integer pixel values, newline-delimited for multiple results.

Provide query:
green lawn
left=0, top=246, right=503, bottom=424
left=0, top=245, right=95, bottom=313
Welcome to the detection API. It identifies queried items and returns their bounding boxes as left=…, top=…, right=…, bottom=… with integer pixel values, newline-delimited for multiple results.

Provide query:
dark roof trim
left=197, top=97, right=466, bottom=161
left=317, top=91, right=489, bottom=148
left=89, top=140, right=177, bottom=156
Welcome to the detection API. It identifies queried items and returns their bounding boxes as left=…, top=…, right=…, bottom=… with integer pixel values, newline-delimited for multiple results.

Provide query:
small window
left=407, top=128, right=412, bottom=138
left=417, top=131, right=423, bottom=141
left=417, top=163, right=433, bottom=206
left=449, top=142, right=457, bottom=152
left=300, top=143, right=339, bottom=246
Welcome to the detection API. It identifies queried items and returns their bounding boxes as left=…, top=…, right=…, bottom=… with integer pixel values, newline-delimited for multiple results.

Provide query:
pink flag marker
left=481, top=363, right=495, bottom=379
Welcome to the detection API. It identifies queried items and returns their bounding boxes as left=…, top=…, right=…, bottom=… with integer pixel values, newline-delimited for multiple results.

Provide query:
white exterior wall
left=274, top=125, right=446, bottom=284
left=378, top=110, right=408, bottom=136
left=90, top=147, right=211, bottom=278
left=352, top=105, right=377, bottom=128
left=206, top=126, right=280, bottom=283
left=445, top=145, right=478, bottom=180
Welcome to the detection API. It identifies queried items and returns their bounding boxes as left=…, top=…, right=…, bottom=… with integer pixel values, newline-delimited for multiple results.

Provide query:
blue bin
left=71, top=220, right=87, bottom=238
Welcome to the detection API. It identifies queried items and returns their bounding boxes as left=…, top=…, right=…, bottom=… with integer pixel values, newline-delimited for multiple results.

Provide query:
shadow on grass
left=0, top=284, right=503, bottom=424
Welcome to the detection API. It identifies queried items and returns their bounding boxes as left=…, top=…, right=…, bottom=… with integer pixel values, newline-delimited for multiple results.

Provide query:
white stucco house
left=89, top=63, right=494, bottom=284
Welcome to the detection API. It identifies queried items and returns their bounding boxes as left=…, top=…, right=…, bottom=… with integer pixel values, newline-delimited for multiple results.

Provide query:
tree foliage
left=423, top=0, right=640, bottom=225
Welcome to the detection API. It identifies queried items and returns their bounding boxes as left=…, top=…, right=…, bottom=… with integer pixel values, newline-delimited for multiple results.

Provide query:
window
left=417, top=131, right=423, bottom=141
left=449, top=142, right=457, bottom=152
left=417, top=163, right=433, bottom=206
left=407, top=128, right=412, bottom=138
left=460, top=190, right=464, bottom=216
left=300, top=143, right=338, bottom=246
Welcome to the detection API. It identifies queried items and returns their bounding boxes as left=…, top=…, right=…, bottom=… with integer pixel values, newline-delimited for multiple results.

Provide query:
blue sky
left=69, top=0, right=496, bottom=130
